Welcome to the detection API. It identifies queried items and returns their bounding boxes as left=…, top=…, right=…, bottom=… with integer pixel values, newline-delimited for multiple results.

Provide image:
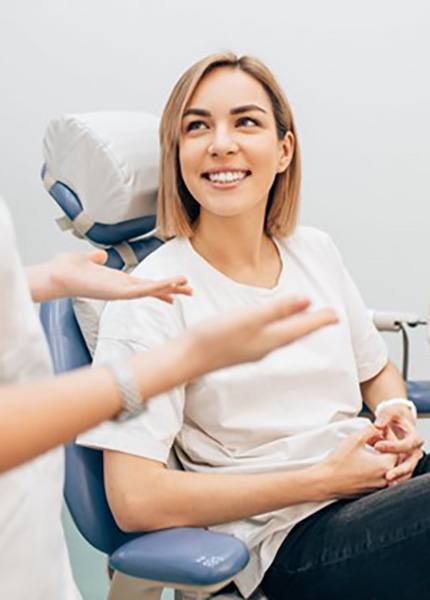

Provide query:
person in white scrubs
left=0, top=196, right=336, bottom=599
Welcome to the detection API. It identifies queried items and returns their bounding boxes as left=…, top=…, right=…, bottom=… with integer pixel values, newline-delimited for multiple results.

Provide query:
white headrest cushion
left=43, top=111, right=160, bottom=224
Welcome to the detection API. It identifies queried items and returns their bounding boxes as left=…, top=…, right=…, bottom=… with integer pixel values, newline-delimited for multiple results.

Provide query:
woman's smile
left=201, top=168, right=251, bottom=189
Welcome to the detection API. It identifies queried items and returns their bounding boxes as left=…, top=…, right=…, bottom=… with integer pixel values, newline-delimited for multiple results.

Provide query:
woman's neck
left=191, top=210, right=282, bottom=288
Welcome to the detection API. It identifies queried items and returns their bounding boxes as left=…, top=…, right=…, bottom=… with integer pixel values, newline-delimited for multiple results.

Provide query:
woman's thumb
left=88, top=249, right=108, bottom=265
left=357, top=425, right=383, bottom=448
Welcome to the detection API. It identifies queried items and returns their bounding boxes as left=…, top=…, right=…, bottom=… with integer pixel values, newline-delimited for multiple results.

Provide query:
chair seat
left=109, top=528, right=249, bottom=586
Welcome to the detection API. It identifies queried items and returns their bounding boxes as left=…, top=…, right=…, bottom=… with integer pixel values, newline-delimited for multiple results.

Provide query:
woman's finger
left=136, top=275, right=189, bottom=288
left=127, top=279, right=193, bottom=299
left=153, top=294, right=174, bottom=304
left=385, top=450, right=423, bottom=482
left=270, top=307, right=338, bottom=347
left=87, top=249, right=109, bottom=265
left=374, top=431, right=424, bottom=454
left=251, top=296, right=312, bottom=328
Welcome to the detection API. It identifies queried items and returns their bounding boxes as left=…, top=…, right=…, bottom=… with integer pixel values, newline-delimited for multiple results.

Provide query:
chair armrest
left=370, top=310, right=423, bottom=332
left=109, top=527, right=249, bottom=586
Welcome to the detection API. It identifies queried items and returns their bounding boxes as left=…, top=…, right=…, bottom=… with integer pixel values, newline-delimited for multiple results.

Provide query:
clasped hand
left=373, top=405, right=424, bottom=486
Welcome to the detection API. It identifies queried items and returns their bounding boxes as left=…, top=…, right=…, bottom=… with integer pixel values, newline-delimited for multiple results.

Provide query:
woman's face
left=179, top=66, right=294, bottom=220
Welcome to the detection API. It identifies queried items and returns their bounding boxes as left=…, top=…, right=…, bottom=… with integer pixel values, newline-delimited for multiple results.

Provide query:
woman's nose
left=208, top=127, right=238, bottom=157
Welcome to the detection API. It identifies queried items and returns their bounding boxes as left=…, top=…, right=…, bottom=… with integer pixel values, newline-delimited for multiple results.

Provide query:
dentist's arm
left=0, top=297, right=336, bottom=473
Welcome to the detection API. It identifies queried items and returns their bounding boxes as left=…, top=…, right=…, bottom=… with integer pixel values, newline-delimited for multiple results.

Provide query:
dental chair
left=40, top=112, right=249, bottom=600
left=40, top=111, right=430, bottom=600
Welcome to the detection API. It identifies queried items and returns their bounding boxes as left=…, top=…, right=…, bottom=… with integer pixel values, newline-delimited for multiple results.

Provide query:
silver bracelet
left=103, top=360, right=146, bottom=422
left=374, top=398, right=417, bottom=423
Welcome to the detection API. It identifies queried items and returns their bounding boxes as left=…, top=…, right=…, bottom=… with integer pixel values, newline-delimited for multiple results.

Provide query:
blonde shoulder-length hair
left=157, top=52, right=301, bottom=239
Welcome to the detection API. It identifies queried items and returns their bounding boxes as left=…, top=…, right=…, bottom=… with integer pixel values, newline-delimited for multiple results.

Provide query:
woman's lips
left=201, top=169, right=251, bottom=189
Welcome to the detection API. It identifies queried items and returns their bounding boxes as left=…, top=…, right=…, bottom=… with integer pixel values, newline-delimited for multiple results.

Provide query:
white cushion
left=43, top=111, right=160, bottom=224
left=72, top=297, right=106, bottom=357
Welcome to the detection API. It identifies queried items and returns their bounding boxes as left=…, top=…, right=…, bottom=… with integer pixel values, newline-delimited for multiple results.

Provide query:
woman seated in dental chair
left=79, top=53, right=430, bottom=600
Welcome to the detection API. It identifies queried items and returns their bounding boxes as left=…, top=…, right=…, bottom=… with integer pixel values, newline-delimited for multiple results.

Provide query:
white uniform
left=0, top=199, right=80, bottom=599
left=79, top=227, right=387, bottom=598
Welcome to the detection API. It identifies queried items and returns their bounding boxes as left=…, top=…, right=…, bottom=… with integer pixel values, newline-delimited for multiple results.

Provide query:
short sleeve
left=322, top=233, right=388, bottom=382
left=77, top=291, right=186, bottom=464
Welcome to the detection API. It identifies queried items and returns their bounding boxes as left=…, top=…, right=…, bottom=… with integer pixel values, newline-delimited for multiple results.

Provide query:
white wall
left=1, top=0, right=429, bottom=377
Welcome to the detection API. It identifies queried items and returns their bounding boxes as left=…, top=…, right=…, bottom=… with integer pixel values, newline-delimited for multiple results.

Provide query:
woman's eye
left=186, top=120, right=208, bottom=132
left=237, top=116, right=259, bottom=127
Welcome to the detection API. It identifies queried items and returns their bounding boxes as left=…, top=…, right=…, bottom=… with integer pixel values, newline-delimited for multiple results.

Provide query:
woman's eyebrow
left=183, top=108, right=210, bottom=118
left=182, top=104, right=267, bottom=119
left=230, top=104, right=267, bottom=115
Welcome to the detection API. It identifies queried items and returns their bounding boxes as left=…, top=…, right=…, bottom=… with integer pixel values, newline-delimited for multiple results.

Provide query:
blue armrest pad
left=109, top=528, right=249, bottom=585
left=407, top=381, right=430, bottom=413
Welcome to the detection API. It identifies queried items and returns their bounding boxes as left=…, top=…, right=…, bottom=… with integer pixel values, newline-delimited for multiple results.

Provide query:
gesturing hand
left=189, top=295, right=338, bottom=371
left=48, top=249, right=193, bottom=303
left=373, top=405, right=424, bottom=486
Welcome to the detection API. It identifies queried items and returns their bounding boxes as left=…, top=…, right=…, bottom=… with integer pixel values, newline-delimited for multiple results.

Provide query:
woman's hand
left=28, top=249, right=193, bottom=303
left=373, top=405, right=424, bottom=485
left=314, top=426, right=397, bottom=500
left=187, top=296, right=338, bottom=372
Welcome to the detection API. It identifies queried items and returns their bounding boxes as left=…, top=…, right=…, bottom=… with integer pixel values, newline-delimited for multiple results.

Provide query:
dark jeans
left=261, top=453, right=430, bottom=600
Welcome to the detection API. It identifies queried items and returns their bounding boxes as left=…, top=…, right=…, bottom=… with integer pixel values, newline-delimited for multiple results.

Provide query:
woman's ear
left=277, top=131, right=295, bottom=173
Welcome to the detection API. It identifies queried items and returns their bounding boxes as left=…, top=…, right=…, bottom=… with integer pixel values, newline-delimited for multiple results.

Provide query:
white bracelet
left=104, top=360, right=146, bottom=422
left=374, top=398, right=417, bottom=423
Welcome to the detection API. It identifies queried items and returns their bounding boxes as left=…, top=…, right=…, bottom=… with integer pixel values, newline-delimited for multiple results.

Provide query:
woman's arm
left=0, top=296, right=335, bottom=473
left=104, top=425, right=396, bottom=532
left=25, top=249, right=192, bottom=303
left=360, top=360, right=407, bottom=413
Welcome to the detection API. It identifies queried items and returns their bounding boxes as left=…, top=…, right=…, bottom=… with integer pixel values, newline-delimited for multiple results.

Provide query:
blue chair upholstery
left=408, top=381, right=430, bottom=414
left=41, top=164, right=156, bottom=247
left=40, top=297, right=249, bottom=593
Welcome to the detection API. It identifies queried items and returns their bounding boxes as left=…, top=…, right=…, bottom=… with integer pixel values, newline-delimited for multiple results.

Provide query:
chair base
left=108, top=573, right=163, bottom=600
left=108, top=572, right=236, bottom=600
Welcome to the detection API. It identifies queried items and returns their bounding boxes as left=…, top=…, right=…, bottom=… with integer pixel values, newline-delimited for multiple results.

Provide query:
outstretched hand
left=45, top=249, right=193, bottom=303
left=189, top=295, right=338, bottom=372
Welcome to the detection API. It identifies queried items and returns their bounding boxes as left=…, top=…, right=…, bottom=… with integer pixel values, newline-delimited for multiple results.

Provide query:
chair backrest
left=42, top=111, right=161, bottom=271
left=40, top=298, right=139, bottom=554
left=40, top=111, right=168, bottom=553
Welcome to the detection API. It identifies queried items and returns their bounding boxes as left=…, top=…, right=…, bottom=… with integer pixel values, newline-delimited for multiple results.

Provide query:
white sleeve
left=323, top=233, right=388, bottom=382
left=77, top=294, right=186, bottom=464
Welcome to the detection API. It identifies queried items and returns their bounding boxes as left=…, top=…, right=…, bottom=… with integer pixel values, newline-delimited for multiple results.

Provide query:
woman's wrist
left=25, top=261, right=60, bottom=302
left=304, top=462, right=337, bottom=502
left=129, top=333, right=202, bottom=403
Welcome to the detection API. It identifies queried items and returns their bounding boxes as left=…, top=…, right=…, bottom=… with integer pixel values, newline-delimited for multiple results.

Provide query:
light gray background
left=1, top=1, right=429, bottom=597
left=1, top=0, right=428, bottom=377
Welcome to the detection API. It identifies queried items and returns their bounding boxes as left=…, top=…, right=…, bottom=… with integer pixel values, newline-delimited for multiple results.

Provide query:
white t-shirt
left=0, top=199, right=80, bottom=600
left=78, top=227, right=387, bottom=598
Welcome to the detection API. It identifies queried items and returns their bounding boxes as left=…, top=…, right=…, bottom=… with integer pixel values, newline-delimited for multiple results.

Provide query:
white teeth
left=207, top=171, right=247, bottom=183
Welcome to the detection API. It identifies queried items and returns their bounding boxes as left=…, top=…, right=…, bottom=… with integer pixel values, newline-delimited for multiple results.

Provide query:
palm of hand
left=51, top=250, right=192, bottom=302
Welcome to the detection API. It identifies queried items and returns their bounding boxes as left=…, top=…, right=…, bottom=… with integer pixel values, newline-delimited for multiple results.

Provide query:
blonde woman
left=79, top=54, right=427, bottom=600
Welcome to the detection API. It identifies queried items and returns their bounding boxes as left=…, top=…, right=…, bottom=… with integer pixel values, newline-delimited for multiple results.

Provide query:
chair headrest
left=42, top=111, right=160, bottom=250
